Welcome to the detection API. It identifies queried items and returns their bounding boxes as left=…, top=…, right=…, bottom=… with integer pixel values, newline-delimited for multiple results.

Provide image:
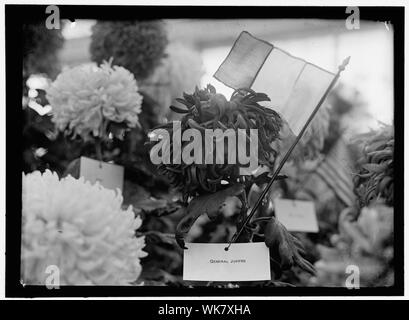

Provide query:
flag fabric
left=315, top=138, right=356, bottom=207
left=214, top=31, right=335, bottom=135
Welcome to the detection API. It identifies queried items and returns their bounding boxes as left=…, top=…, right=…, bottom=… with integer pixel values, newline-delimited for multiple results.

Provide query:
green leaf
left=175, top=98, right=193, bottom=108
left=183, top=92, right=196, bottom=105
left=362, top=163, right=387, bottom=173
left=144, top=231, right=175, bottom=245
left=175, top=184, right=245, bottom=249
left=207, top=84, right=216, bottom=94
left=170, top=105, right=189, bottom=114
left=264, top=217, right=316, bottom=275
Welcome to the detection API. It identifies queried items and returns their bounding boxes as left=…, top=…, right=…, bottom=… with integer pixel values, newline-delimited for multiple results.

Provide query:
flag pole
left=225, top=56, right=351, bottom=251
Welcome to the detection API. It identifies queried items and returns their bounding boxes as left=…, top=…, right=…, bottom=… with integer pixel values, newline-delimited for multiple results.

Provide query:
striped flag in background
left=214, top=31, right=336, bottom=135
left=315, top=138, right=356, bottom=207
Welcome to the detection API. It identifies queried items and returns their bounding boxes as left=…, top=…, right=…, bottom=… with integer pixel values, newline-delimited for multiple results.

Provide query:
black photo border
left=5, top=4, right=404, bottom=297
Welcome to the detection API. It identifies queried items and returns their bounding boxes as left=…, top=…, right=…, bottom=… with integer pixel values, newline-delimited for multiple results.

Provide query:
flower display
left=21, top=170, right=147, bottom=285
left=46, top=61, right=143, bottom=140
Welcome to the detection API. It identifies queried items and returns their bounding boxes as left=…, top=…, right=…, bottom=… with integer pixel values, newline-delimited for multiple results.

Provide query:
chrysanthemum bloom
left=90, top=20, right=168, bottom=81
left=46, top=61, right=143, bottom=140
left=21, top=170, right=147, bottom=285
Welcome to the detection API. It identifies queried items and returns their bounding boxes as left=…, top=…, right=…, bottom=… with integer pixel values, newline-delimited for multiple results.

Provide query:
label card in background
left=183, top=243, right=271, bottom=282
left=274, top=199, right=319, bottom=233
left=79, top=156, right=124, bottom=191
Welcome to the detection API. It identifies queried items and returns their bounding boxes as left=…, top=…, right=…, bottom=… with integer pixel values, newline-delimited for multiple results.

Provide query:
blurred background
left=58, top=19, right=393, bottom=133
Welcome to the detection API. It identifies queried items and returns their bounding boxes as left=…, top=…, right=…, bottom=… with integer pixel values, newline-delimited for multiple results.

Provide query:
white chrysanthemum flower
left=101, top=62, right=143, bottom=126
left=21, top=170, right=147, bottom=285
left=46, top=61, right=143, bottom=140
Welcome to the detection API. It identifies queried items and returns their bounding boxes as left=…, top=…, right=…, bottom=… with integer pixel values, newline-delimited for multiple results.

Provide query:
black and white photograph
left=1, top=2, right=406, bottom=303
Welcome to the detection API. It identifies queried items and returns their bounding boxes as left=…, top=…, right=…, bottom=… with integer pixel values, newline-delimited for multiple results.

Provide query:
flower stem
left=95, top=138, right=103, bottom=163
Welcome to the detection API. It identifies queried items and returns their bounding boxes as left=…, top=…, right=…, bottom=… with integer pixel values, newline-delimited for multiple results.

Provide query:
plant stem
left=95, top=138, right=103, bottom=163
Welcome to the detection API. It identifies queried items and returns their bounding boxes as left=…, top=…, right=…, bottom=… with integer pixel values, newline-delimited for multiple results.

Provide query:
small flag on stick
left=215, top=31, right=350, bottom=250
left=214, top=31, right=336, bottom=135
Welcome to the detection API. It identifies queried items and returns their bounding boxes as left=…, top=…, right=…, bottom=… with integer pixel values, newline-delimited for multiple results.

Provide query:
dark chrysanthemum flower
left=23, top=22, right=65, bottom=79
left=90, top=20, right=168, bottom=81
left=353, top=125, right=394, bottom=207
left=147, top=85, right=283, bottom=199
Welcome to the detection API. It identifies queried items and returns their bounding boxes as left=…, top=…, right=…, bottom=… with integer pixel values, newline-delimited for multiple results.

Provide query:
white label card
left=183, top=243, right=271, bottom=282
left=79, top=156, right=124, bottom=191
left=274, top=199, right=319, bottom=233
